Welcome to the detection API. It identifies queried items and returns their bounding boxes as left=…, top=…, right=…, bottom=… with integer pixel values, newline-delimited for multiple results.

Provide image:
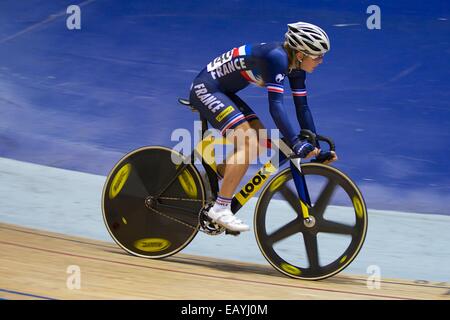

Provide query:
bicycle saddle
left=178, top=98, right=198, bottom=112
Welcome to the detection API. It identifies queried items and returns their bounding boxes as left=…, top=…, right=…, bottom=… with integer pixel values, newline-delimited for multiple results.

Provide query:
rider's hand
left=292, top=139, right=320, bottom=159
left=313, top=150, right=338, bottom=164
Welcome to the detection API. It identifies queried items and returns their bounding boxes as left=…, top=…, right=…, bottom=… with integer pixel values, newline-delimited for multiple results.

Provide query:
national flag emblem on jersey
left=233, top=45, right=263, bottom=85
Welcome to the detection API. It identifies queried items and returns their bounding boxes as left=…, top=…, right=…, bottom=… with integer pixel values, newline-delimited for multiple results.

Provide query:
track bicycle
left=102, top=98, right=368, bottom=280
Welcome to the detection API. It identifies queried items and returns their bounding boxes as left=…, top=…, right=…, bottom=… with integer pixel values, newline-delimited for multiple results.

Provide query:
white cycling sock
left=213, top=195, right=232, bottom=211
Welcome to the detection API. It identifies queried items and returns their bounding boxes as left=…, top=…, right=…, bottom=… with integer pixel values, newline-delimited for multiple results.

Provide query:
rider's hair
left=283, top=42, right=301, bottom=72
left=255, top=77, right=265, bottom=87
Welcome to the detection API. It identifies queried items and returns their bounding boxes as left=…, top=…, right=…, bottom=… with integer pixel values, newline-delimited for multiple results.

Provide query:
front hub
left=304, top=216, right=316, bottom=228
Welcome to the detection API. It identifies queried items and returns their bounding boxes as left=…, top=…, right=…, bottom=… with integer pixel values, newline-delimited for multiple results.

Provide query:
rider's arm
left=267, top=91, right=298, bottom=145
left=288, top=70, right=318, bottom=135
left=264, top=49, right=298, bottom=145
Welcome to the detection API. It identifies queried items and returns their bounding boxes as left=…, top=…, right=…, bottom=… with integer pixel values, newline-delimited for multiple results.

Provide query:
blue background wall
left=0, top=0, right=449, bottom=214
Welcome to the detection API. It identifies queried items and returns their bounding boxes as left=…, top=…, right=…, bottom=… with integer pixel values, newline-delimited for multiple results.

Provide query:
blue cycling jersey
left=190, top=42, right=319, bottom=145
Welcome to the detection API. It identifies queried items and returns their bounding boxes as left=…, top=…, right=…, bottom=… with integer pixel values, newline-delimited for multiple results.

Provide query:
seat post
left=201, top=115, right=208, bottom=136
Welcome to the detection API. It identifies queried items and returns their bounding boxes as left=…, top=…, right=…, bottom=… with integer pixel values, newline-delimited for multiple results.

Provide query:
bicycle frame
left=191, top=116, right=313, bottom=221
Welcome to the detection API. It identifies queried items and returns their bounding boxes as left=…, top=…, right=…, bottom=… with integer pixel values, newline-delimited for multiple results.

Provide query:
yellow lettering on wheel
left=176, top=166, right=198, bottom=199
left=134, top=238, right=171, bottom=252
left=269, top=175, right=287, bottom=192
left=280, top=263, right=302, bottom=275
left=109, top=163, right=132, bottom=199
left=352, top=196, right=364, bottom=219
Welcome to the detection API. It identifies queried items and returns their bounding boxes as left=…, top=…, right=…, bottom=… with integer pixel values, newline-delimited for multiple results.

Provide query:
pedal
left=225, top=230, right=241, bottom=236
left=199, top=202, right=225, bottom=236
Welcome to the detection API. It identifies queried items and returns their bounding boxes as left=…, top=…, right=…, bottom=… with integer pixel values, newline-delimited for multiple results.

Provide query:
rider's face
left=297, top=52, right=323, bottom=73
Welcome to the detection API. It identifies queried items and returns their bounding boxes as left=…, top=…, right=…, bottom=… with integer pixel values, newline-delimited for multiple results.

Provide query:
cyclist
left=189, top=22, right=337, bottom=232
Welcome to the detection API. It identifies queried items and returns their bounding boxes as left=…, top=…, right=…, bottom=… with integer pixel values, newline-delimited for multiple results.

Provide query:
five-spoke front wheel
left=254, top=163, right=368, bottom=280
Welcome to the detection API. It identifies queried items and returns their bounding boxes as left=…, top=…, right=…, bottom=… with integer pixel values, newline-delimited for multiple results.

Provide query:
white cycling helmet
left=285, top=22, right=330, bottom=56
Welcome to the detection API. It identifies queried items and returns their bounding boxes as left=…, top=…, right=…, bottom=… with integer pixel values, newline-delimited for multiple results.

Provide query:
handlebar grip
left=299, top=129, right=335, bottom=152
left=316, top=135, right=335, bottom=152
left=299, top=129, right=317, bottom=147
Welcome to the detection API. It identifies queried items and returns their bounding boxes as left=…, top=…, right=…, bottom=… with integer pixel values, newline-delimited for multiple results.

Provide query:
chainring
left=198, top=201, right=226, bottom=236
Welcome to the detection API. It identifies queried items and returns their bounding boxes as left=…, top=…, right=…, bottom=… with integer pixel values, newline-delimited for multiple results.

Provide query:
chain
left=146, top=197, right=210, bottom=234
left=158, top=196, right=204, bottom=202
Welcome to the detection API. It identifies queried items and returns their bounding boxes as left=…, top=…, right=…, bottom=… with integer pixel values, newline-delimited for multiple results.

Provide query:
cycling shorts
left=189, top=71, right=258, bottom=136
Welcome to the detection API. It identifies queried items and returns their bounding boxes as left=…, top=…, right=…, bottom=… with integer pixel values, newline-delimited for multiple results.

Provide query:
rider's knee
left=225, top=122, right=258, bottom=164
left=232, top=123, right=258, bottom=150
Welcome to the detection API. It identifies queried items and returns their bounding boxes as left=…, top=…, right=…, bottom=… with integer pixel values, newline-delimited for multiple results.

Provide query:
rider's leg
left=188, top=80, right=259, bottom=231
left=218, top=121, right=258, bottom=198
left=207, top=121, right=258, bottom=231
left=216, top=119, right=266, bottom=184
left=215, top=89, right=265, bottom=179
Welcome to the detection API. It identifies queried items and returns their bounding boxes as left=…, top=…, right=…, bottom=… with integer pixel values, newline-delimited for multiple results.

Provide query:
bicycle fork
left=289, top=158, right=313, bottom=223
left=275, top=138, right=313, bottom=223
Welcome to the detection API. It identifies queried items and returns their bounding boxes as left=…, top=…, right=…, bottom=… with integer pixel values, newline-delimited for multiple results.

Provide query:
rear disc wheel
left=102, top=146, right=206, bottom=259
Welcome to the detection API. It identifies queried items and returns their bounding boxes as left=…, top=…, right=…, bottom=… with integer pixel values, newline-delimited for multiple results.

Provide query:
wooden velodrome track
left=0, top=223, right=448, bottom=300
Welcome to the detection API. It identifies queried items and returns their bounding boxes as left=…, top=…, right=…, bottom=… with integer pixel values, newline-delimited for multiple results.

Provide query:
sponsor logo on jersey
left=216, top=106, right=235, bottom=122
left=193, top=83, right=225, bottom=113
left=275, top=73, right=285, bottom=83
left=207, top=48, right=235, bottom=72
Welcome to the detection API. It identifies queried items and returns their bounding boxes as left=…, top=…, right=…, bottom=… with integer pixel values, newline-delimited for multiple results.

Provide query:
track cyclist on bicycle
left=189, top=22, right=338, bottom=232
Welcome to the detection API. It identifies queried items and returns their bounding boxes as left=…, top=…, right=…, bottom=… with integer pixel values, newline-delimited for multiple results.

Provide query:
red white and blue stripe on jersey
left=232, top=44, right=262, bottom=85
left=266, top=83, right=284, bottom=94
left=220, top=112, right=258, bottom=135
left=292, top=88, right=307, bottom=97
left=220, top=113, right=245, bottom=135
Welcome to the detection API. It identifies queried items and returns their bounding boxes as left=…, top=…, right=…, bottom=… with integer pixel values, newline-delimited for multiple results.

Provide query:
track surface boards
left=0, top=223, right=448, bottom=300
